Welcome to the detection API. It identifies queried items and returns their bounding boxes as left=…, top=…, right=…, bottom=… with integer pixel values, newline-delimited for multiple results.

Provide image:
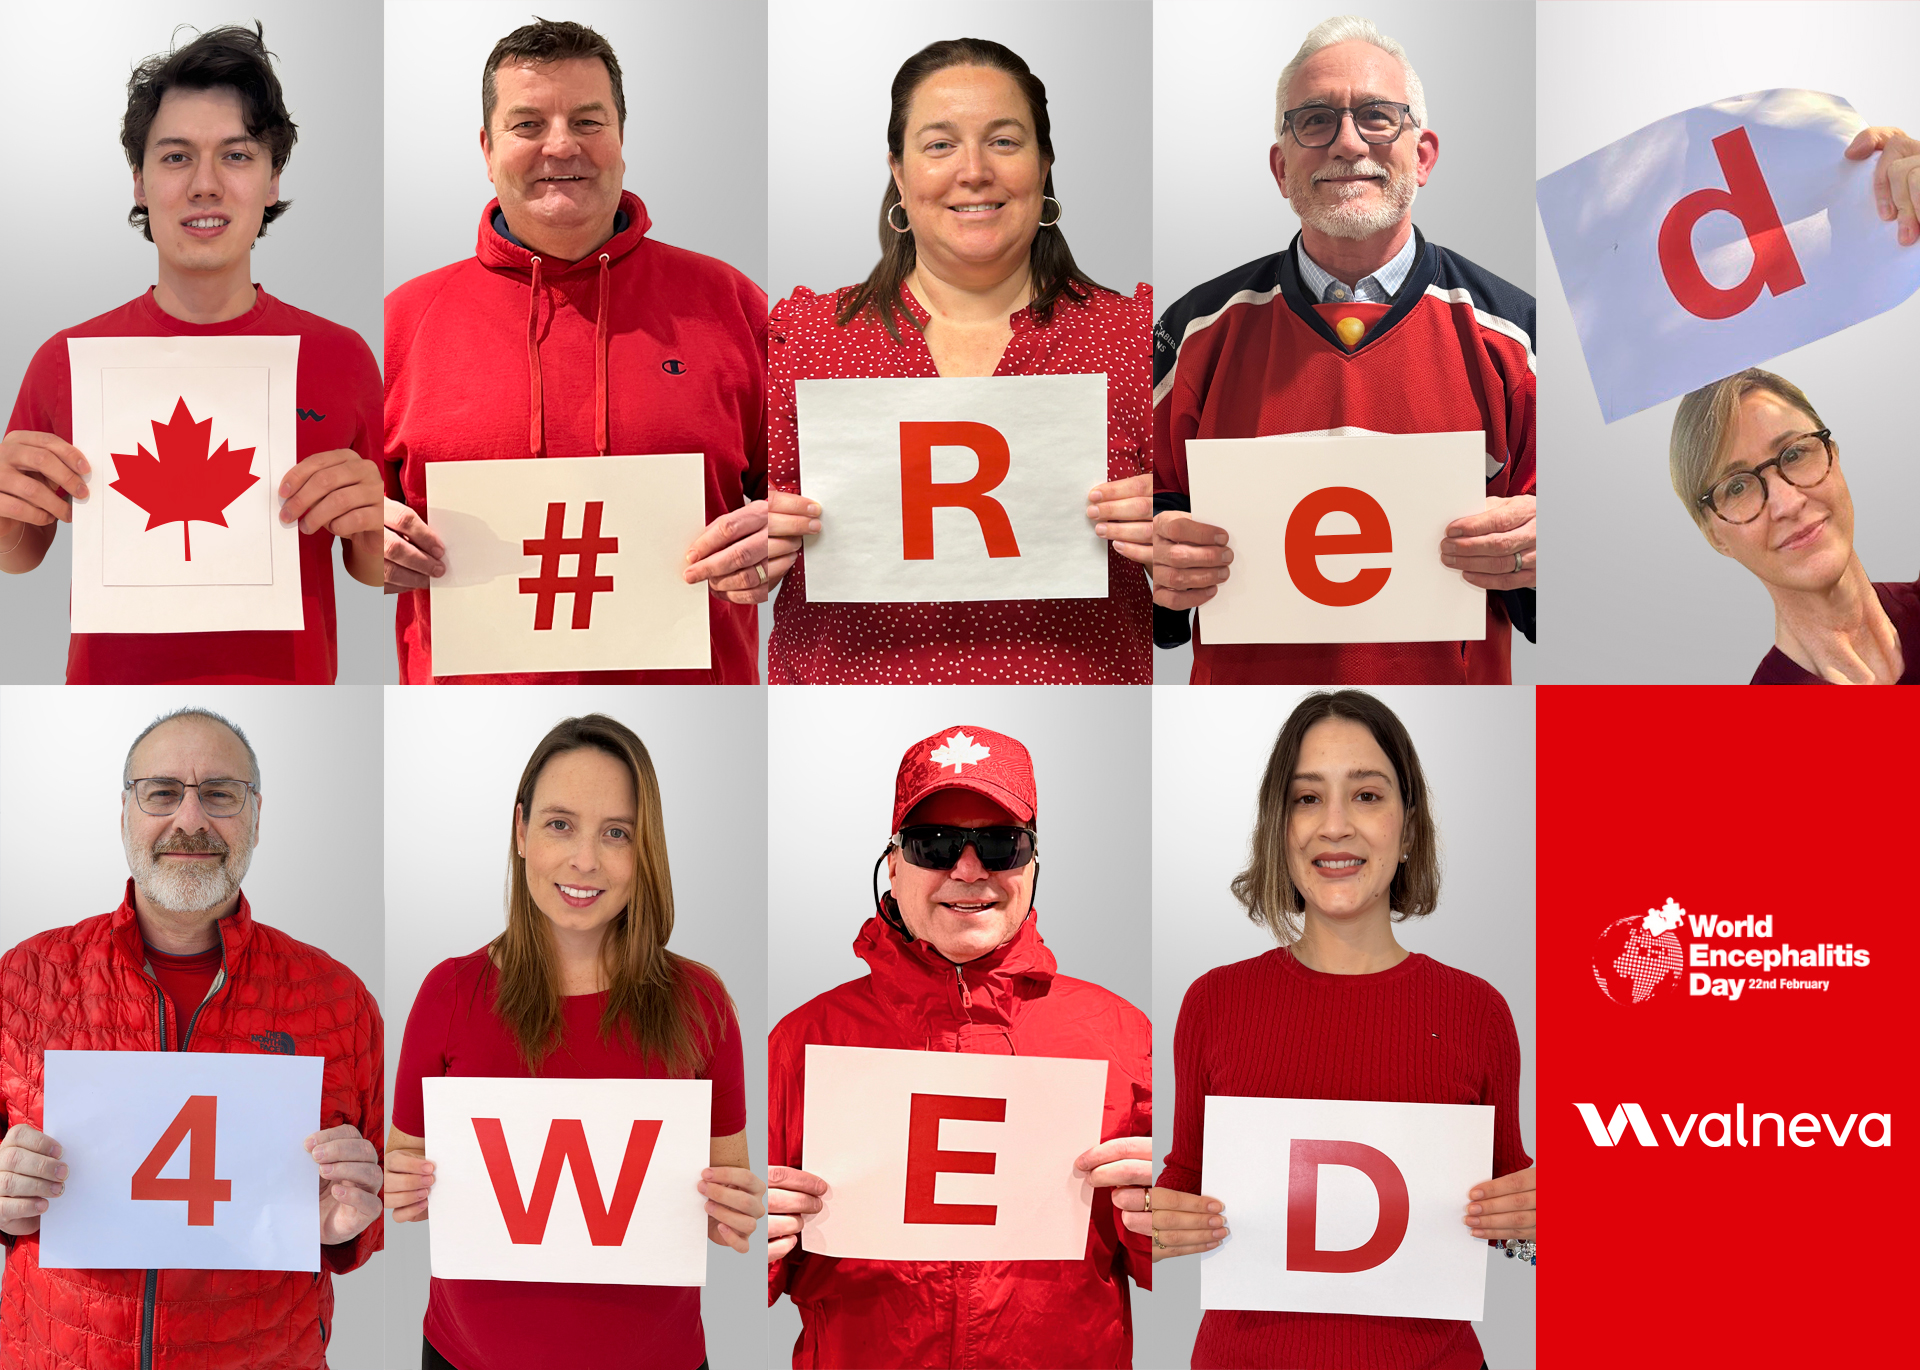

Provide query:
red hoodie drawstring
left=595, top=253, right=611, bottom=455
left=526, top=255, right=545, bottom=457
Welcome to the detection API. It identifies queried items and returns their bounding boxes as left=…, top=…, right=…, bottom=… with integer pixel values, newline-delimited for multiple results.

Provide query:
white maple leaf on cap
left=930, top=731, right=992, bottom=773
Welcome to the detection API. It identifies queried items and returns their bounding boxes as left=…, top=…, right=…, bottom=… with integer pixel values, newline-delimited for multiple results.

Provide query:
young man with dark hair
left=0, top=23, right=384, bottom=684
left=383, top=16, right=797, bottom=684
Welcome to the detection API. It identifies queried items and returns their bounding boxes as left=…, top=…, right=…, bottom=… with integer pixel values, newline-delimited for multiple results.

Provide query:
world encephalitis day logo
left=1592, top=898, right=1687, bottom=1005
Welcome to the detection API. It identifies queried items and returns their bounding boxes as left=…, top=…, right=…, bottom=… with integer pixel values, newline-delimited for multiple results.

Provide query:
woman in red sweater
left=382, top=714, right=764, bottom=1370
left=764, top=37, right=1153, bottom=683
left=1134, top=690, right=1534, bottom=1370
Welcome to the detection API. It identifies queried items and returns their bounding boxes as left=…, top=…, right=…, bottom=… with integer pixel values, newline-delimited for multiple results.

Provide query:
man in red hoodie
left=766, top=726, right=1153, bottom=1368
left=0, top=24, right=386, bottom=684
left=0, top=706, right=383, bottom=1369
left=383, top=17, right=806, bottom=683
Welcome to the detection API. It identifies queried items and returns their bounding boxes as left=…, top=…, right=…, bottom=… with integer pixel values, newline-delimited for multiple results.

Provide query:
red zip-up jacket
left=384, top=190, right=767, bottom=684
left=0, top=883, right=384, bottom=1370
left=768, top=913, right=1151, bottom=1369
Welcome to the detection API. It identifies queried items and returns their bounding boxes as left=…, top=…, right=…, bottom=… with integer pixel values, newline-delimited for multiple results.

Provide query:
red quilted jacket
left=0, top=883, right=383, bottom=1370
left=768, top=912, right=1152, bottom=1369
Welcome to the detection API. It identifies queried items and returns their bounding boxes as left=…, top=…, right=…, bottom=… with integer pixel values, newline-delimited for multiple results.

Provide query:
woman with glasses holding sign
left=1133, top=691, right=1533, bottom=1370
left=381, top=715, right=763, bottom=1370
left=1670, top=368, right=1918, bottom=684
left=762, top=36, right=1153, bottom=683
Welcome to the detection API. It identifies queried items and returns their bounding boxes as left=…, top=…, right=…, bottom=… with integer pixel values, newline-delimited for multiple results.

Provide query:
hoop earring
left=1038, top=196, right=1062, bottom=228
left=886, top=202, right=911, bottom=234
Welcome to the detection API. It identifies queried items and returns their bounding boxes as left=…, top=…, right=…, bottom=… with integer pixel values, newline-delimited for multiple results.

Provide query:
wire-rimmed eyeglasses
left=125, top=777, right=257, bottom=818
left=1695, top=429, right=1835, bottom=525
left=1281, top=101, right=1417, bottom=148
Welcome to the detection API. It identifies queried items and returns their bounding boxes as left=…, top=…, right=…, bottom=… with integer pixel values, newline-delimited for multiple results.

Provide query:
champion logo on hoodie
left=661, top=358, right=686, bottom=375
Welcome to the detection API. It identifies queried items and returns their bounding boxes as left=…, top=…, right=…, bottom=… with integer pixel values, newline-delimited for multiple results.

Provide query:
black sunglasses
left=892, top=824, right=1036, bottom=872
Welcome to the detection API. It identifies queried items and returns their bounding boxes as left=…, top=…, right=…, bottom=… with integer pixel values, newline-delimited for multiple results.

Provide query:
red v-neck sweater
left=1158, top=949, right=1530, bottom=1370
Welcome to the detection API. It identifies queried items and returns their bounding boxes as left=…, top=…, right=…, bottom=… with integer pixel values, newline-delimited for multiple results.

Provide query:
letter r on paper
left=898, top=421, right=1023, bottom=560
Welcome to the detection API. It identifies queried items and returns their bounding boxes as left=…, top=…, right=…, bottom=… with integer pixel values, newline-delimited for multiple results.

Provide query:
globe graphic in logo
left=1592, top=899, right=1688, bottom=1004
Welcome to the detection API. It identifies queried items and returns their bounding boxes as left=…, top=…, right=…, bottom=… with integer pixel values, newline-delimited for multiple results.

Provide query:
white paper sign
left=422, top=1076, right=711, bottom=1285
left=1201, top=1096, right=1494, bottom=1319
left=426, top=454, right=711, bottom=676
left=796, top=374, right=1109, bottom=602
left=39, top=1049, right=324, bottom=1272
left=68, top=336, right=303, bottom=633
left=1538, top=90, right=1920, bottom=423
left=1187, top=431, right=1487, bottom=644
left=799, top=1044, right=1106, bottom=1261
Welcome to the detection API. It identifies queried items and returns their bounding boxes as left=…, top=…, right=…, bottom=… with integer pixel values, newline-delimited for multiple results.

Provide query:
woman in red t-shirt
left=763, top=36, right=1154, bottom=684
left=384, top=714, right=763, bottom=1370
left=1133, top=691, right=1535, bottom=1370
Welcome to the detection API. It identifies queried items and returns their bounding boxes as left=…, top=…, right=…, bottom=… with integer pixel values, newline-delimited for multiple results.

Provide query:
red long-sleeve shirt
left=1158, top=949, right=1530, bottom=1370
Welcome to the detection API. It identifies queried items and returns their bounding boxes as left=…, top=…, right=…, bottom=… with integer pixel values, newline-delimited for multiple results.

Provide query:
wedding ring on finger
left=1513, top=550, right=1524, bottom=574
left=756, top=562, right=768, bottom=584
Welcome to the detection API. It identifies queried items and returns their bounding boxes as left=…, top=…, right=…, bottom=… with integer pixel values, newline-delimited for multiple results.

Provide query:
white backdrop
left=382, top=685, right=767, bottom=1370
left=1150, top=685, right=1536, bottom=1370
left=1152, top=0, right=1539, bottom=685
left=1534, top=0, right=1920, bottom=682
left=0, top=683, right=385, bottom=1368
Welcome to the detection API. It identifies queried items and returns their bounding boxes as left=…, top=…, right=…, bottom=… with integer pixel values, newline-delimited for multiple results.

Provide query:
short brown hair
left=1231, top=690, right=1440, bottom=943
left=482, top=17, right=626, bottom=134
left=120, top=23, right=298, bottom=242
left=1670, top=368, right=1826, bottom=527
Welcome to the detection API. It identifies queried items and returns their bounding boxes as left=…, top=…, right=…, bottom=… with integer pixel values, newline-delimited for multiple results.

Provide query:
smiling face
left=515, top=747, right=639, bottom=943
left=483, top=56, right=625, bottom=253
left=1284, top=718, right=1407, bottom=930
left=133, top=86, right=280, bottom=275
left=1271, top=40, right=1435, bottom=242
left=888, top=788, right=1034, bottom=964
left=121, top=716, right=260, bottom=917
left=891, top=65, right=1047, bottom=285
left=1702, top=390, right=1853, bottom=593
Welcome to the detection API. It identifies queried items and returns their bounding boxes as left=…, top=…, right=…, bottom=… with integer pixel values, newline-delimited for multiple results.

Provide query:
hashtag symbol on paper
left=518, top=501, right=618, bottom=630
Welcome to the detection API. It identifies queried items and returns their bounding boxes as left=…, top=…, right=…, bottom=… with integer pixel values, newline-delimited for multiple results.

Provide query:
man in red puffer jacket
left=767, top=726, right=1153, bottom=1369
left=0, top=707, right=382, bottom=1369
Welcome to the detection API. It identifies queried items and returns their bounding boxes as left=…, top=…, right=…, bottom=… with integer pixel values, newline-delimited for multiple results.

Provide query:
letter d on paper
left=904, top=1092, right=1005, bottom=1225
left=1285, top=487, right=1393, bottom=606
left=899, top=421, right=1022, bottom=560
left=1286, top=1138, right=1410, bottom=1273
left=1657, top=126, right=1806, bottom=320
left=472, top=1117, right=662, bottom=1246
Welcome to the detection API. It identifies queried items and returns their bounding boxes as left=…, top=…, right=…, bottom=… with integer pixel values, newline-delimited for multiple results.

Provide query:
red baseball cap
left=891, top=726, right=1036, bottom=834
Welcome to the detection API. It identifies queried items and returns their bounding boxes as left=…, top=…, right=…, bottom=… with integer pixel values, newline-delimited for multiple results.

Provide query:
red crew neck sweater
left=1159, top=949, right=1530, bottom=1370
left=6, top=287, right=381, bottom=683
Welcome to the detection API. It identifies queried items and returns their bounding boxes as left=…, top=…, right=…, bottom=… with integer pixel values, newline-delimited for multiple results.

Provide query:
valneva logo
left=1575, top=1102, right=1891, bottom=1149
left=1591, top=896, right=1873, bottom=1005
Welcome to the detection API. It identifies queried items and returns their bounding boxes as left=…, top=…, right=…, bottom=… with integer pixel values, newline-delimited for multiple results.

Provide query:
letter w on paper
left=800, top=1043, right=1106, bottom=1261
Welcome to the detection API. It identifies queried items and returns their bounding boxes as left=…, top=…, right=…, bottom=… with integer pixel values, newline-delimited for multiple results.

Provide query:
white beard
left=126, top=827, right=254, bottom=915
left=1289, top=156, right=1419, bottom=241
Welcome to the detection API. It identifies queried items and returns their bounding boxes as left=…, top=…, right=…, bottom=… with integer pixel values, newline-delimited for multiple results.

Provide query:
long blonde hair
left=492, top=714, right=728, bottom=1075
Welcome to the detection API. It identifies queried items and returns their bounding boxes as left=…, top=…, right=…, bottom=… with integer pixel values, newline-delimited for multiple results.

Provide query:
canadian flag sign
left=425, top=453, right=710, bottom=676
left=1200, top=1096, right=1495, bottom=1318
left=795, top=374, right=1109, bottom=602
left=800, top=1044, right=1107, bottom=1260
left=38, top=1049, right=324, bottom=1271
left=1537, top=90, right=1920, bottom=423
left=1185, top=431, right=1488, bottom=644
left=422, top=1076, right=711, bottom=1285
left=68, top=335, right=303, bottom=633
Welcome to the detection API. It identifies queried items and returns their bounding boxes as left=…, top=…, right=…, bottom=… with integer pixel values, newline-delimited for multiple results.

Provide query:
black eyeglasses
left=125, top=777, right=256, bottom=818
left=1282, top=101, right=1417, bottom=148
left=893, top=825, right=1036, bottom=872
left=1696, top=429, right=1834, bottom=525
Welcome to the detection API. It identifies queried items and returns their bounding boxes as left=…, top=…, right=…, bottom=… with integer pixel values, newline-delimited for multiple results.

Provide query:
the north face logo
left=251, top=1031, right=295, bottom=1055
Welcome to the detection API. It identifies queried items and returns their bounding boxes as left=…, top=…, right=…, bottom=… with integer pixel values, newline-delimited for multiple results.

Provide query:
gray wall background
left=383, top=0, right=768, bottom=295
left=0, top=684, right=387, bottom=1369
left=1534, top=0, right=1920, bottom=682
left=0, top=0, right=389, bottom=685
left=382, top=685, right=767, bottom=1370
left=766, top=684, right=1151, bottom=1365
left=1149, top=685, right=1535, bottom=1370
left=1151, top=0, right=1539, bottom=685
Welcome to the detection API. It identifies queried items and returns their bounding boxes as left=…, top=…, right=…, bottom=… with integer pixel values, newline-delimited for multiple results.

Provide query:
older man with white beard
left=1150, top=14, right=1538, bottom=686
left=0, top=707, right=384, bottom=1370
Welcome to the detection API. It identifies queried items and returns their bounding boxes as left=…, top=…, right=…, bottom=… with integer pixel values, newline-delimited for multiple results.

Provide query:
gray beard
left=126, top=832, right=253, bottom=915
left=1290, top=163, right=1419, bottom=241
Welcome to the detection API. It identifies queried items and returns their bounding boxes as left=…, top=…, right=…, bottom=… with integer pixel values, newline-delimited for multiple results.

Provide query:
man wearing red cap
left=765, top=726, right=1153, bottom=1369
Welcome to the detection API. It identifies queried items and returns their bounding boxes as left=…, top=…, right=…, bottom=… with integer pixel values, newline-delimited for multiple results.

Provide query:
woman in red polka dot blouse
left=763, top=37, right=1153, bottom=683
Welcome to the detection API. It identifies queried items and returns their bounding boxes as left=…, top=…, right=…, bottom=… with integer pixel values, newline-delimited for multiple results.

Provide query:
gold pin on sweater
left=1335, top=316, right=1367, bottom=348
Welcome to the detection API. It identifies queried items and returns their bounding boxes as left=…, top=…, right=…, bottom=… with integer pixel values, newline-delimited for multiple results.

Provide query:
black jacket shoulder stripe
left=1152, top=252, right=1289, bottom=400
left=1427, top=246, right=1537, bottom=367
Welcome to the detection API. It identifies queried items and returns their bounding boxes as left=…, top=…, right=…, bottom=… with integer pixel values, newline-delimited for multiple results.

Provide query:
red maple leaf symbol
left=108, top=397, right=260, bottom=561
